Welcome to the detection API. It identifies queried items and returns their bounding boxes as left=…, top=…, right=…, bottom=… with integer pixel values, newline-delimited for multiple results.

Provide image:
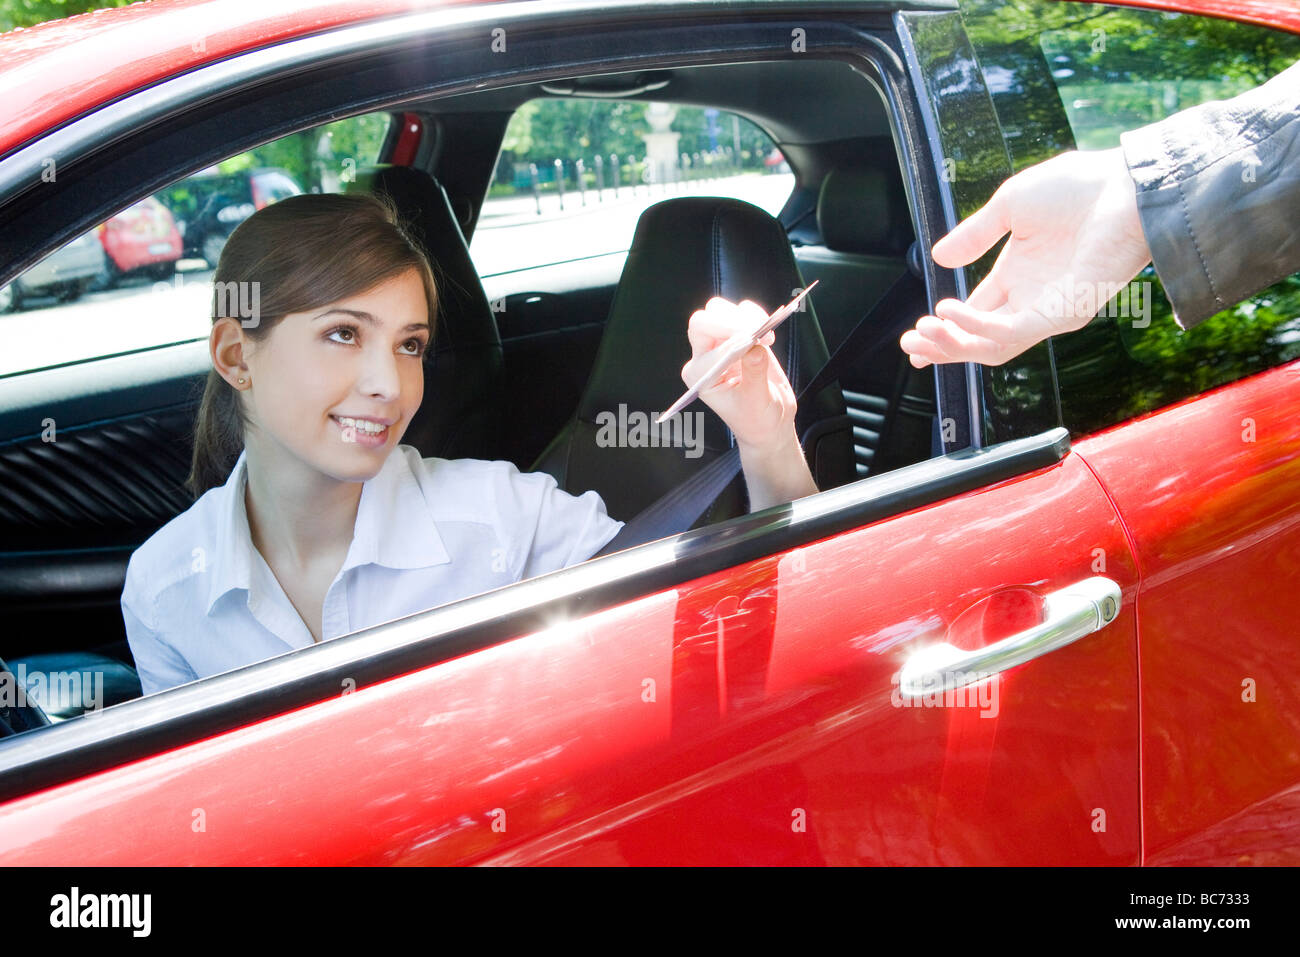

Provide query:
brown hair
left=186, top=191, right=439, bottom=499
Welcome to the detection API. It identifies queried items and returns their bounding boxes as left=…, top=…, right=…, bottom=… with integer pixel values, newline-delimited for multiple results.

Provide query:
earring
left=237, top=377, right=246, bottom=385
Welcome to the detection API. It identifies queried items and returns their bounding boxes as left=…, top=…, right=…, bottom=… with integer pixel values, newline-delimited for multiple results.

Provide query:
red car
left=0, top=0, right=1297, bottom=867
left=96, top=194, right=184, bottom=284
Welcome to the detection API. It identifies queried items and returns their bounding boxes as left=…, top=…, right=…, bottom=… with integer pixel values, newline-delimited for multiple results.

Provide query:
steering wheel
left=0, top=655, right=53, bottom=737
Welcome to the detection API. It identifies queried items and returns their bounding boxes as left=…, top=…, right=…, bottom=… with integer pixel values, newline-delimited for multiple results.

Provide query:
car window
left=961, top=0, right=1300, bottom=440
left=0, top=112, right=393, bottom=378
left=0, top=41, right=928, bottom=740
left=468, top=99, right=791, bottom=278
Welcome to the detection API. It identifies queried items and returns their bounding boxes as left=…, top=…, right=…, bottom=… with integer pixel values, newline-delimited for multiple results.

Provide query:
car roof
left=0, top=0, right=1295, bottom=160
left=0, top=0, right=490, bottom=158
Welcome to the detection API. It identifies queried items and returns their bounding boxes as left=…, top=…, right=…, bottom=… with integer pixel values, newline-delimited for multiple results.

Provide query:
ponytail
left=186, top=368, right=248, bottom=499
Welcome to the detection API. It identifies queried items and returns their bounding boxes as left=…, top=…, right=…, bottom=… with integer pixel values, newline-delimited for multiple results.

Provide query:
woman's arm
left=737, top=425, right=818, bottom=512
left=682, top=298, right=819, bottom=512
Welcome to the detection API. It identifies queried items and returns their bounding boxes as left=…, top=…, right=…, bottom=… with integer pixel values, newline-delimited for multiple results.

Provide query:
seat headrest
left=816, top=167, right=912, bottom=256
left=577, top=196, right=826, bottom=452
left=345, top=164, right=500, bottom=354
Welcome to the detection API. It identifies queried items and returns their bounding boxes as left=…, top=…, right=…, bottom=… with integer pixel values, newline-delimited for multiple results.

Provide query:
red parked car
left=0, top=0, right=1297, bottom=867
left=96, top=194, right=184, bottom=285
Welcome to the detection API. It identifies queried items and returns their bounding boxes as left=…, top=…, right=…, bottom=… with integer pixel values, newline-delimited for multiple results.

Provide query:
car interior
left=0, top=55, right=936, bottom=732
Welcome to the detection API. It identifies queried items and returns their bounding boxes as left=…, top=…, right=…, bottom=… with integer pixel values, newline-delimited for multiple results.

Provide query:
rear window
left=468, top=99, right=790, bottom=277
left=961, top=0, right=1300, bottom=439
left=0, top=113, right=392, bottom=377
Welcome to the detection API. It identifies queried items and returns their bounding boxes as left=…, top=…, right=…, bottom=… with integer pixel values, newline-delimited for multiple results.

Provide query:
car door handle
left=897, top=576, right=1122, bottom=697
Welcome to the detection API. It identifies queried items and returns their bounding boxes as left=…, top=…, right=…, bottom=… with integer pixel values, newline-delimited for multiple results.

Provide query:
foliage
left=0, top=0, right=134, bottom=32
left=493, top=99, right=772, bottom=188
left=959, top=0, right=1300, bottom=439
left=221, top=114, right=392, bottom=193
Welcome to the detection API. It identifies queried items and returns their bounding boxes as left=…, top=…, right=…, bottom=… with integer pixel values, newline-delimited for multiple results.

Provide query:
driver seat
left=531, top=196, right=854, bottom=526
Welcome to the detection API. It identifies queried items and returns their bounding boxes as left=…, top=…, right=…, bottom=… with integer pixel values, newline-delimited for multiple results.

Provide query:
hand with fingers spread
left=899, top=146, right=1153, bottom=368
left=682, top=297, right=817, bottom=509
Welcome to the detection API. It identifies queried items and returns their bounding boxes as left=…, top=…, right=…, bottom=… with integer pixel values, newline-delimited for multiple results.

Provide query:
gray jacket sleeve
left=1119, top=59, right=1300, bottom=331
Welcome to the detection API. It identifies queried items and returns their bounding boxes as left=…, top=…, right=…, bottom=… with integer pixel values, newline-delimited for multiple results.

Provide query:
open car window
left=0, top=9, right=970, bottom=770
left=468, top=98, right=791, bottom=278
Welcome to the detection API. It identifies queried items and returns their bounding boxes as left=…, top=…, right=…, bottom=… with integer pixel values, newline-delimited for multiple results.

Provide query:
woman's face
left=240, top=267, right=431, bottom=483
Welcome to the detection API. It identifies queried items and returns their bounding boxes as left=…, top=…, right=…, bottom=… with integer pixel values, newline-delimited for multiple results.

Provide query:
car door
left=958, top=0, right=1300, bottom=864
left=0, top=0, right=1139, bottom=865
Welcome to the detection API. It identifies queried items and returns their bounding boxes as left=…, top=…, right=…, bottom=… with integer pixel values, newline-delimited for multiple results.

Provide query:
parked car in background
left=763, top=147, right=789, bottom=172
left=0, top=230, right=104, bottom=311
left=95, top=195, right=183, bottom=287
left=158, top=167, right=302, bottom=267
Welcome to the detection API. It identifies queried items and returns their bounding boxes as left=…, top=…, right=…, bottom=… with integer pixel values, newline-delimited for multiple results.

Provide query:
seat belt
left=595, top=263, right=928, bottom=556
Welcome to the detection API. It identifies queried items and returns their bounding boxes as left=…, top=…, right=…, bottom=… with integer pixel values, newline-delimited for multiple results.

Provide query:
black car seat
left=346, top=165, right=504, bottom=461
left=531, top=196, right=855, bottom=527
left=793, top=165, right=932, bottom=478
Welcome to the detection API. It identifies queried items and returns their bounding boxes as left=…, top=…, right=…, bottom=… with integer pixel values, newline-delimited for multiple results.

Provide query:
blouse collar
left=205, top=445, right=450, bottom=615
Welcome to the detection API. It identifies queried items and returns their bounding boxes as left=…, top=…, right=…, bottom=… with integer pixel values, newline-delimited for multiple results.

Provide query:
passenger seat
left=795, top=166, right=932, bottom=478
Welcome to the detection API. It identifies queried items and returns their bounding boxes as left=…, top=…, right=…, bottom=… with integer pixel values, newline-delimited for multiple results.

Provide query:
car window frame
left=0, top=0, right=1036, bottom=801
left=897, top=7, right=1067, bottom=450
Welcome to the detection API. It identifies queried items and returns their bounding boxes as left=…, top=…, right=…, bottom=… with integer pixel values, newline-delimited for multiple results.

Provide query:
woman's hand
left=682, top=297, right=796, bottom=454
left=681, top=297, right=817, bottom=510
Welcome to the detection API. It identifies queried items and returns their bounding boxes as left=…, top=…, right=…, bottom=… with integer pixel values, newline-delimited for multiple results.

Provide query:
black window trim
left=895, top=8, right=999, bottom=455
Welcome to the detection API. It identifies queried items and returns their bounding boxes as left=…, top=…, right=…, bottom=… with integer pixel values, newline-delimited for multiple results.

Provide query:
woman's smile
left=331, top=414, right=393, bottom=448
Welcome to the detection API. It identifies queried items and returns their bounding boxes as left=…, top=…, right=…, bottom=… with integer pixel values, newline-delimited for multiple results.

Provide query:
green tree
left=0, top=0, right=134, bottom=32
left=959, top=0, right=1300, bottom=438
left=492, top=98, right=772, bottom=190
left=495, top=99, right=651, bottom=185
left=217, top=114, right=392, bottom=193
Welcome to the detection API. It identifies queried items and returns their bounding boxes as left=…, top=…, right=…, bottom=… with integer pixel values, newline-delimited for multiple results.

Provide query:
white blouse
left=120, top=444, right=624, bottom=696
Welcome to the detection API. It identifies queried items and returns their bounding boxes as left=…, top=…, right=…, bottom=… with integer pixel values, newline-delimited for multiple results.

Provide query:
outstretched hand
left=899, top=146, right=1153, bottom=368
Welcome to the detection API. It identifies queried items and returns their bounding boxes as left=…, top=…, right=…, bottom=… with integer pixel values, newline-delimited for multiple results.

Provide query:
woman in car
left=120, top=192, right=817, bottom=696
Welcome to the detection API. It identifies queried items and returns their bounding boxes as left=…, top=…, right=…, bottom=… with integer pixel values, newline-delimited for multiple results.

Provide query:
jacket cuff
left=1120, top=61, right=1300, bottom=331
